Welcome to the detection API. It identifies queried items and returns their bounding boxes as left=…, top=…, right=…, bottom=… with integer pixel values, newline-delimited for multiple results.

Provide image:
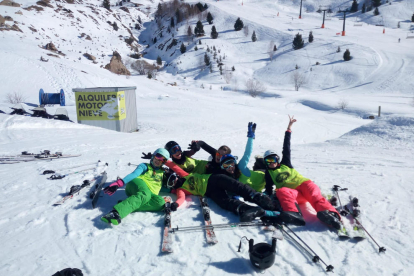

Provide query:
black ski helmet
left=249, top=238, right=277, bottom=270
left=165, top=141, right=179, bottom=155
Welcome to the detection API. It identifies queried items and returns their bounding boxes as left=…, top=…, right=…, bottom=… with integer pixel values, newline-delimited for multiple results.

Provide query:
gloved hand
left=103, top=178, right=124, bottom=196
left=188, top=141, right=200, bottom=152
left=141, top=152, right=152, bottom=159
left=171, top=202, right=179, bottom=211
left=247, top=122, right=257, bottom=139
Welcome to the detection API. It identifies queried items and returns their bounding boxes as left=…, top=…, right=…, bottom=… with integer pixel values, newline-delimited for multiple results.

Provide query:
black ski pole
left=281, top=224, right=334, bottom=272
left=333, top=185, right=349, bottom=216
left=344, top=205, right=386, bottom=253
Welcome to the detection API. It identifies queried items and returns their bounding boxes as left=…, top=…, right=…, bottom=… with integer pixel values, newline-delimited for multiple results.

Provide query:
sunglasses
left=154, top=153, right=167, bottom=163
left=166, top=173, right=178, bottom=189
left=170, top=145, right=182, bottom=155
left=265, top=156, right=278, bottom=164
left=221, top=159, right=236, bottom=169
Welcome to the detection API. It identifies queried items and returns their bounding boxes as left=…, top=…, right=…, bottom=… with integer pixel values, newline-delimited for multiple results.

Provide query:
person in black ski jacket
left=192, top=141, right=231, bottom=174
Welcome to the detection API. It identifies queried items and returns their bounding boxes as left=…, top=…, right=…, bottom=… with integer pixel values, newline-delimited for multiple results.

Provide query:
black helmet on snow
left=249, top=238, right=277, bottom=270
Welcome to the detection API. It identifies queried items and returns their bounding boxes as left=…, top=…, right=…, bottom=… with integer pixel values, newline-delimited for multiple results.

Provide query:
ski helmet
left=220, top=154, right=237, bottom=168
left=165, top=141, right=180, bottom=155
left=263, top=150, right=279, bottom=164
left=249, top=238, right=277, bottom=270
left=153, top=148, right=170, bottom=160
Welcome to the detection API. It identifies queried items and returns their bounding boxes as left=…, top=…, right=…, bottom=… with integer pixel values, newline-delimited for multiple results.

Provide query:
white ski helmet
left=263, top=150, right=280, bottom=164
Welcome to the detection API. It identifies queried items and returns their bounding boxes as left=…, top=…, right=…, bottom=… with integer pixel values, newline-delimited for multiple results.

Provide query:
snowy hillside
left=1, top=0, right=414, bottom=275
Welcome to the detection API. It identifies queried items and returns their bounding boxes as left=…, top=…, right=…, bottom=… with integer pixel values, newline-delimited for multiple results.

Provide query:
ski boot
left=317, top=210, right=341, bottom=230
left=279, top=211, right=306, bottom=226
left=237, top=204, right=265, bottom=222
left=251, top=192, right=276, bottom=211
left=101, top=210, right=121, bottom=225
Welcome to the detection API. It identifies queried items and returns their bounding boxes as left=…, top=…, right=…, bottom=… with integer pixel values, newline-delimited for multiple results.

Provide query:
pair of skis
left=53, top=164, right=108, bottom=207
left=1, top=150, right=81, bottom=164
left=328, top=185, right=386, bottom=253
left=161, top=196, right=219, bottom=253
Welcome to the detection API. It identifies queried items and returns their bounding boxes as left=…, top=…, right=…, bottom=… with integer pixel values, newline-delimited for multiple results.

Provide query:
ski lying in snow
left=53, top=171, right=106, bottom=206
left=161, top=196, right=173, bottom=253
left=344, top=195, right=366, bottom=239
left=89, top=169, right=109, bottom=209
left=325, top=193, right=350, bottom=238
left=198, top=196, right=218, bottom=244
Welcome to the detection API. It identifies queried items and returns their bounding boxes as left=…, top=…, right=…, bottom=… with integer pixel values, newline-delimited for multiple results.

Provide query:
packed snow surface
left=1, top=0, right=414, bottom=275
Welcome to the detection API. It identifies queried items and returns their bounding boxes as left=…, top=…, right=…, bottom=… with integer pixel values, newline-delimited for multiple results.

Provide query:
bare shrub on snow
left=337, top=99, right=349, bottom=110
left=223, top=66, right=232, bottom=84
left=245, top=78, right=267, bottom=98
left=268, top=40, right=275, bottom=61
left=243, top=25, right=249, bottom=37
left=130, top=60, right=158, bottom=75
left=5, top=91, right=27, bottom=104
left=292, top=71, right=306, bottom=91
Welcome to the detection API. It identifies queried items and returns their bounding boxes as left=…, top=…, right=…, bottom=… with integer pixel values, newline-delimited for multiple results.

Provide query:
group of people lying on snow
left=101, top=116, right=341, bottom=230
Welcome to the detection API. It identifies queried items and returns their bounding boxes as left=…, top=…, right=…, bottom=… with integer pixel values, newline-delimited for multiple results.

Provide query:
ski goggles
left=221, top=159, right=236, bottom=169
left=265, top=156, right=278, bottom=164
left=154, top=153, right=167, bottom=163
left=170, top=145, right=182, bottom=155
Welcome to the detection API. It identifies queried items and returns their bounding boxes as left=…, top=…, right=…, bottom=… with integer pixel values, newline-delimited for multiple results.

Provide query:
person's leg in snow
left=296, top=180, right=341, bottom=229
left=101, top=178, right=164, bottom=225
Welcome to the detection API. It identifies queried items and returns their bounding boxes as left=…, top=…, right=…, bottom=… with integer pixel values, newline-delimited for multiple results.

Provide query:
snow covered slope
left=1, top=0, right=414, bottom=275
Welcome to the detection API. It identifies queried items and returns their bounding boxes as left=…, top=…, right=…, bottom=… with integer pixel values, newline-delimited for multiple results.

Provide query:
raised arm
left=280, top=115, right=295, bottom=168
left=197, top=140, right=217, bottom=157
left=238, top=122, right=257, bottom=177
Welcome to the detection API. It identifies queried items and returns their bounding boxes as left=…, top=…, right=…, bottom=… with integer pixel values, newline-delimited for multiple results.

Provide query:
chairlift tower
left=338, top=10, right=351, bottom=36
left=318, top=6, right=329, bottom=28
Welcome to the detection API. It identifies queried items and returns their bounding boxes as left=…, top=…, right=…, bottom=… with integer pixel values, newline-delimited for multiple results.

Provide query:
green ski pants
left=114, top=178, right=165, bottom=219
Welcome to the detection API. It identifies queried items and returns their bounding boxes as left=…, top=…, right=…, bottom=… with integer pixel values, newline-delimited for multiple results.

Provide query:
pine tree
left=203, top=3, right=208, bottom=10
left=207, top=12, right=214, bottom=24
left=147, top=71, right=153, bottom=79
left=337, top=46, right=341, bottom=52
left=157, top=56, right=162, bottom=66
left=199, top=40, right=202, bottom=45
left=372, top=0, right=381, bottom=8
left=195, top=20, right=205, bottom=36
left=176, top=9, right=183, bottom=24
left=209, top=64, right=213, bottom=73
left=292, top=33, right=304, bottom=50
left=171, top=18, right=175, bottom=28
left=153, top=37, right=157, bottom=43
left=204, top=53, right=210, bottom=66
left=343, top=49, right=351, bottom=61
left=195, top=45, right=198, bottom=51
left=362, top=3, right=366, bottom=13
left=234, top=18, right=244, bottom=31
left=308, top=31, right=313, bottom=43
left=412, top=13, right=414, bottom=22
left=374, top=7, right=380, bottom=16
left=211, top=25, right=218, bottom=39
left=350, top=0, right=358, bottom=12
left=273, top=45, right=277, bottom=51
left=232, top=66, right=235, bottom=71
left=180, top=43, right=187, bottom=54
left=103, top=0, right=110, bottom=10
left=219, top=65, right=223, bottom=75
left=196, top=2, right=204, bottom=12
left=251, top=31, right=257, bottom=42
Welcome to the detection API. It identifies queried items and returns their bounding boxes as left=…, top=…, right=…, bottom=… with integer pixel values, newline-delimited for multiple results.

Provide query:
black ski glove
left=188, top=141, right=201, bottom=152
left=141, top=152, right=152, bottom=159
left=171, top=202, right=179, bottom=211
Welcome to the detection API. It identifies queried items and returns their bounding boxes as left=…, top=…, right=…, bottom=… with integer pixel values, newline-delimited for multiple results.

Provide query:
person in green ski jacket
left=163, top=163, right=279, bottom=222
left=218, top=122, right=266, bottom=193
left=263, top=115, right=341, bottom=229
left=101, top=148, right=170, bottom=225
left=163, top=140, right=209, bottom=174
